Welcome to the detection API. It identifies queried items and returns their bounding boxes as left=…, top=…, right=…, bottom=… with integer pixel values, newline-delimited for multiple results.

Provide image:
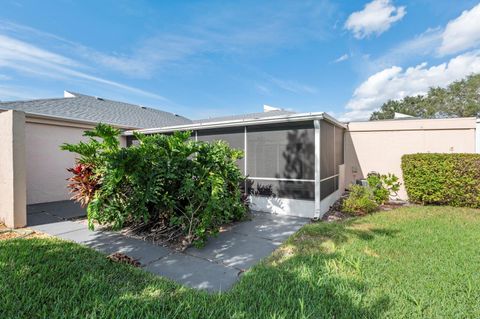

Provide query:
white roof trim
left=0, top=107, right=138, bottom=130
left=123, top=112, right=346, bottom=136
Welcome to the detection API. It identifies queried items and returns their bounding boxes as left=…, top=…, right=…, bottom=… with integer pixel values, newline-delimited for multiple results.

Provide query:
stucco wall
left=25, top=118, right=128, bottom=204
left=0, top=111, right=26, bottom=228
left=345, top=117, right=477, bottom=199
left=25, top=120, right=93, bottom=204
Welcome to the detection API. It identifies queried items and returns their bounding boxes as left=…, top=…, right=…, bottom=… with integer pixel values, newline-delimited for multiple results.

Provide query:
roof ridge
left=0, top=96, right=71, bottom=105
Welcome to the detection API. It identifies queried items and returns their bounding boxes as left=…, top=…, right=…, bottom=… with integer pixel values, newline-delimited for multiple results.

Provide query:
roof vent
left=140, top=106, right=147, bottom=109
left=95, top=97, right=104, bottom=101
left=263, top=104, right=282, bottom=112
left=394, top=112, right=415, bottom=119
left=64, top=91, right=76, bottom=98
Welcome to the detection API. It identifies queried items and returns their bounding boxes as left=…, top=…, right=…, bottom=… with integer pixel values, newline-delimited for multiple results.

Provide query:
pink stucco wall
left=345, top=117, right=477, bottom=199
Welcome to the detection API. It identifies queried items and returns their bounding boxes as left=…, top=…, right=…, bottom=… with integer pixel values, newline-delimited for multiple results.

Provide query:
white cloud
left=0, top=34, right=168, bottom=101
left=438, top=3, right=480, bottom=55
left=268, top=76, right=317, bottom=94
left=342, top=51, right=480, bottom=121
left=334, top=53, right=350, bottom=63
left=345, top=0, right=406, bottom=39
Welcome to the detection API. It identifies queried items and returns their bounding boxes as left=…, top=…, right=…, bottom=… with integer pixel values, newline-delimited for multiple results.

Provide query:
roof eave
left=123, top=112, right=346, bottom=136
left=0, top=108, right=139, bottom=130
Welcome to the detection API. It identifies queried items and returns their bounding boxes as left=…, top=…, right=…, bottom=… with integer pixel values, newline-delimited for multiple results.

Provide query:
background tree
left=370, top=74, right=480, bottom=120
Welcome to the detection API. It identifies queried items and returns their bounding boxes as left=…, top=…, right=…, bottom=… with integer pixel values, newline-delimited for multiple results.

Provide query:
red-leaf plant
left=66, top=163, right=99, bottom=207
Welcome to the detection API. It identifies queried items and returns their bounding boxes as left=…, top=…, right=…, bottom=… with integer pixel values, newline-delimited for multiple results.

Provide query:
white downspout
left=314, top=120, right=321, bottom=218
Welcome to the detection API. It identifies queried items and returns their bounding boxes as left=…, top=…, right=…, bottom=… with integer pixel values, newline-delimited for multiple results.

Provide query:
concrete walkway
left=27, top=201, right=309, bottom=292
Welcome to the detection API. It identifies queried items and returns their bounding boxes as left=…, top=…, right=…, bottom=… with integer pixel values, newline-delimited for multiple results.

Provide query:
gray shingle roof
left=0, top=91, right=192, bottom=129
left=192, top=109, right=296, bottom=124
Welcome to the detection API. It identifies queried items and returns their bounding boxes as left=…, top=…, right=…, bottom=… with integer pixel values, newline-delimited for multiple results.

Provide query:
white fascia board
left=0, top=109, right=137, bottom=130
left=123, top=112, right=346, bottom=136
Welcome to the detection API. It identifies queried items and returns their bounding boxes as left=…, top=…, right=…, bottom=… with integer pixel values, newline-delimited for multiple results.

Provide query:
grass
left=1, top=206, right=480, bottom=318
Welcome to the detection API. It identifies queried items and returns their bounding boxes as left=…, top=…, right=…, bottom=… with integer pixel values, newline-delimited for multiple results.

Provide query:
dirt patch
left=0, top=231, right=23, bottom=240
left=0, top=226, right=50, bottom=241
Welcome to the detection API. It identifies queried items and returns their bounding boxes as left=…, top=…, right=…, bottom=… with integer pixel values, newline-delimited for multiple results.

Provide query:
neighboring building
left=0, top=91, right=191, bottom=129
left=0, top=91, right=191, bottom=207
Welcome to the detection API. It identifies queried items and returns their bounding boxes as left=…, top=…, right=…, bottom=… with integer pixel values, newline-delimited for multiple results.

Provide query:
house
left=0, top=90, right=479, bottom=228
left=125, top=110, right=346, bottom=218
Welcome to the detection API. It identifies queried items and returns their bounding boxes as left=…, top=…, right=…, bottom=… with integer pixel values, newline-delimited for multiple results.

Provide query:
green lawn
left=1, top=206, right=480, bottom=318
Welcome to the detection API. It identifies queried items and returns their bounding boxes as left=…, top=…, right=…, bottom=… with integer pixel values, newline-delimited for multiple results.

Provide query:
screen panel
left=247, top=122, right=315, bottom=180
left=320, top=176, right=335, bottom=200
left=334, top=126, right=344, bottom=174
left=197, top=127, right=245, bottom=174
left=320, top=121, right=335, bottom=179
left=247, top=179, right=315, bottom=200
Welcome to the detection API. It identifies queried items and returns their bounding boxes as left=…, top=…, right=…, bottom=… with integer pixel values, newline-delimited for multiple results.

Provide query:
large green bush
left=402, top=153, right=480, bottom=208
left=62, top=124, right=247, bottom=247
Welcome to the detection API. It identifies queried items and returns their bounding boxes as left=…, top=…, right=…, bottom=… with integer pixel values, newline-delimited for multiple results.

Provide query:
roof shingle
left=0, top=91, right=192, bottom=129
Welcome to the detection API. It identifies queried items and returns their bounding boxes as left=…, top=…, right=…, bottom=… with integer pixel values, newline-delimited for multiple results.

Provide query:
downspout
left=244, top=126, right=248, bottom=192
left=314, top=120, right=321, bottom=218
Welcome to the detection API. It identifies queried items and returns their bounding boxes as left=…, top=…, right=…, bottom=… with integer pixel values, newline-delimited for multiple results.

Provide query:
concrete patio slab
left=27, top=212, right=62, bottom=226
left=27, top=200, right=86, bottom=219
left=57, top=227, right=170, bottom=264
left=30, top=219, right=85, bottom=235
left=145, top=252, right=240, bottom=292
left=186, top=231, right=282, bottom=270
left=26, top=202, right=309, bottom=292
left=231, top=214, right=308, bottom=241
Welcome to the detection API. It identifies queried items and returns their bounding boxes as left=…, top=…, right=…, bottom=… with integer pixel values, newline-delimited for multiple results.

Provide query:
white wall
left=0, top=111, right=26, bottom=227
left=25, top=121, right=92, bottom=204
left=25, top=118, right=128, bottom=204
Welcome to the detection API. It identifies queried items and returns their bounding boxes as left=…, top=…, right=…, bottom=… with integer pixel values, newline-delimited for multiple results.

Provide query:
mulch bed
left=320, top=194, right=411, bottom=223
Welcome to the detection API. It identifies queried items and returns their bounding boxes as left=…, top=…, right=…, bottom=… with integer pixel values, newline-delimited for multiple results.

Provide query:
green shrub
left=62, top=124, right=247, bottom=247
left=402, top=153, right=480, bottom=208
left=366, top=172, right=401, bottom=204
left=342, top=185, right=379, bottom=216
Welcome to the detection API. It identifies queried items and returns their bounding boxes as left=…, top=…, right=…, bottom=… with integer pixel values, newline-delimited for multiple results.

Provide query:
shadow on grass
left=297, top=217, right=399, bottom=247
left=0, top=218, right=394, bottom=319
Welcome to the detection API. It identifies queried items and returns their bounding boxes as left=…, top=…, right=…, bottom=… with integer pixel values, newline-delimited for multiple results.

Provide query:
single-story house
left=1, top=91, right=479, bottom=227
left=125, top=111, right=346, bottom=218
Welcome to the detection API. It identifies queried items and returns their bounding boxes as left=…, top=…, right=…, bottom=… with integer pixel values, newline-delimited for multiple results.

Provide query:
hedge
left=401, top=153, right=480, bottom=208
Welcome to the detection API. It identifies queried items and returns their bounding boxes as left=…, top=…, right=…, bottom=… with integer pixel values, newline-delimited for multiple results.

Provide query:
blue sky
left=1, top=0, right=480, bottom=120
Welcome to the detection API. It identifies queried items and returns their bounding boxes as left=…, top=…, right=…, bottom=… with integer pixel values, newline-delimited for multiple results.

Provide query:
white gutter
left=123, top=111, right=346, bottom=136
left=0, top=108, right=139, bottom=130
